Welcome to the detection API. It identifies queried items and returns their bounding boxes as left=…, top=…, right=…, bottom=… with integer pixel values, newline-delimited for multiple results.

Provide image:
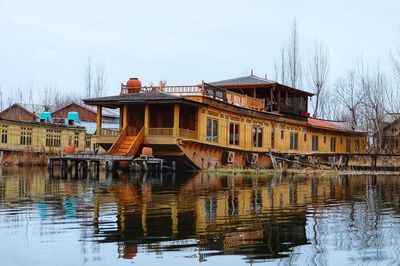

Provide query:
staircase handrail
left=108, top=126, right=128, bottom=154
left=127, top=127, right=145, bottom=155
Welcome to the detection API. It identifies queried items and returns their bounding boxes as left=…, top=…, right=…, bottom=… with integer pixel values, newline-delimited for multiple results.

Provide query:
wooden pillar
left=278, top=89, right=281, bottom=112
left=285, top=91, right=289, bottom=105
left=96, top=105, right=102, bottom=136
left=270, top=88, right=274, bottom=112
left=173, top=104, right=180, bottom=137
left=144, top=104, right=150, bottom=137
left=123, top=105, right=128, bottom=129
left=119, top=106, right=123, bottom=129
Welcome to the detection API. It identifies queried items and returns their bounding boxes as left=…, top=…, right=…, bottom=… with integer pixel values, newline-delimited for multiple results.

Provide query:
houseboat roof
left=83, top=91, right=207, bottom=108
left=308, top=117, right=362, bottom=133
left=210, top=74, right=315, bottom=96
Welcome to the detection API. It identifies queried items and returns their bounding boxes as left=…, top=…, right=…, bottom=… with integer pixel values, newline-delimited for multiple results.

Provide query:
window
left=20, top=127, right=32, bottom=145
left=281, top=130, right=284, bottom=140
left=206, top=118, right=218, bottom=143
left=85, top=135, right=91, bottom=149
left=74, top=132, right=79, bottom=148
left=271, top=128, right=275, bottom=149
left=330, top=137, right=336, bottom=152
left=346, top=138, right=351, bottom=152
left=312, top=135, right=319, bottom=151
left=252, top=127, right=263, bottom=148
left=304, top=133, right=307, bottom=142
left=323, top=135, right=326, bottom=143
left=1, top=125, right=7, bottom=144
left=290, top=132, right=298, bottom=150
left=355, top=139, right=360, bottom=152
left=229, top=123, right=239, bottom=145
left=46, top=129, right=61, bottom=147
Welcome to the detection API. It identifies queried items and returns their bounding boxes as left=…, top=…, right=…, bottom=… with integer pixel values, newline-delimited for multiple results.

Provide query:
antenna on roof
left=250, top=69, right=254, bottom=76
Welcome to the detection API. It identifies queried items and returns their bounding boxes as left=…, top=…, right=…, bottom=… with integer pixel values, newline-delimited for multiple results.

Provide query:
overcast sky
left=0, top=0, right=399, bottom=102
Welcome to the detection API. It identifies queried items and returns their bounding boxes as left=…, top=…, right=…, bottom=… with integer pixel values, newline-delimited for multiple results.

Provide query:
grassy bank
left=203, top=167, right=339, bottom=176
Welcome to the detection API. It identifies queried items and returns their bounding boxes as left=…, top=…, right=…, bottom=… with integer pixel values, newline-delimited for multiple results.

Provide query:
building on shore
left=84, top=75, right=366, bottom=169
left=0, top=117, right=86, bottom=164
left=0, top=103, right=52, bottom=122
left=0, top=102, right=120, bottom=153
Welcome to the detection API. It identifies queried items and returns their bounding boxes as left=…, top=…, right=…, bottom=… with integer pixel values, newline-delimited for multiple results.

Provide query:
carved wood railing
left=127, top=127, right=144, bottom=155
left=120, top=82, right=266, bottom=111
left=100, top=128, right=120, bottom=136
left=108, top=126, right=129, bottom=154
left=149, top=128, right=173, bottom=136
left=179, top=128, right=198, bottom=140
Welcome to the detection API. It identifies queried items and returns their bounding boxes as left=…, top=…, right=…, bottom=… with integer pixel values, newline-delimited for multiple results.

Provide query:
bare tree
left=308, top=41, right=330, bottom=118
left=362, top=66, right=388, bottom=150
left=286, top=20, right=302, bottom=89
left=17, top=88, right=23, bottom=104
left=84, top=56, right=93, bottom=98
left=94, top=62, right=107, bottom=97
left=335, top=71, right=364, bottom=131
left=40, top=83, right=59, bottom=111
left=0, top=85, right=3, bottom=111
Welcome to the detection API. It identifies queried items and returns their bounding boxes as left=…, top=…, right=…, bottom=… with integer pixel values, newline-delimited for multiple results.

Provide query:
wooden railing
left=100, top=128, right=120, bottom=136
left=149, top=127, right=173, bottom=136
left=161, top=85, right=202, bottom=96
left=120, top=82, right=266, bottom=111
left=127, top=127, right=144, bottom=155
left=179, top=128, right=198, bottom=140
left=108, top=126, right=129, bottom=154
left=226, top=90, right=265, bottom=111
left=280, top=103, right=307, bottom=115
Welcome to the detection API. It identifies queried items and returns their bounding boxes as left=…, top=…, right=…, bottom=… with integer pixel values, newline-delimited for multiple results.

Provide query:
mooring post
left=172, top=161, right=176, bottom=172
left=96, top=161, right=100, bottom=178
left=129, top=161, right=135, bottom=172
left=67, top=159, right=72, bottom=175
left=74, top=161, right=79, bottom=177
left=83, top=160, right=88, bottom=178
left=105, top=161, right=113, bottom=172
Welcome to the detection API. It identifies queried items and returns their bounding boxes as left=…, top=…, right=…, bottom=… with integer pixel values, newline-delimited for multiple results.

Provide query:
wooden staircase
left=108, top=126, right=144, bottom=156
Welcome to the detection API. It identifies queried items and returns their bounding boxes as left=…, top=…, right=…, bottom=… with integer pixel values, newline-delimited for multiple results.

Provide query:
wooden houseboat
left=84, top=75, right=366, bottom=169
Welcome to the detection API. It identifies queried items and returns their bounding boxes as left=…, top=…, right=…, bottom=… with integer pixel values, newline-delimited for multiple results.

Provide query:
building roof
left=209, top=74, right=314, bottom=96
left=308, top=117, right=362, bottom=133
left=0, top=103, right=54, bottom=118
left=83, top=91, right=206, bottom=108
left=210, top=74, right=276, bottom=86
left=52, top=101, right=119, bottom=118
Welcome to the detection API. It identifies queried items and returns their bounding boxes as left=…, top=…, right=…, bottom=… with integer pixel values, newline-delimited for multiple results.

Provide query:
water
left=1, top=168, right=400, bottom=266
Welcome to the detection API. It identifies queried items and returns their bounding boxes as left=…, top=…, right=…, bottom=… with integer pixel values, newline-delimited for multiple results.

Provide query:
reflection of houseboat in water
left=84, top=75, right=366, bottom=169
left=0, top=169, right=390, bottom=261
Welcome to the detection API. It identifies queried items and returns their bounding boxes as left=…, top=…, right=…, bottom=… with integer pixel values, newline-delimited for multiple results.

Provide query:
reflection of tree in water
left=288, top=175, right=400, bottom=265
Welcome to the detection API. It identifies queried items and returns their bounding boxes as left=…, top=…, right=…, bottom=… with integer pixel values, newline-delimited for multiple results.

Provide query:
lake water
left=1, top=167, right=400, bottom=265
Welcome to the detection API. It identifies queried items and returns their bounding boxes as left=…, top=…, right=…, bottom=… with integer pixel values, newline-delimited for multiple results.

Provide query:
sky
left=0, top=0, right=400, bottom=103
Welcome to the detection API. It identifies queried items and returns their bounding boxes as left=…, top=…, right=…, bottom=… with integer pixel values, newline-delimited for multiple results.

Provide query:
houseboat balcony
left=279, top=103, right=309, bottom=117
left=120, top=83, right=265, bottom=112
left=149, top=127, right=173, bottom=136
left=100, top=128, right=120, bottom=136
left=148, top=127, right=198, bottom=140
left=97, top=128, right=121, bottom=146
